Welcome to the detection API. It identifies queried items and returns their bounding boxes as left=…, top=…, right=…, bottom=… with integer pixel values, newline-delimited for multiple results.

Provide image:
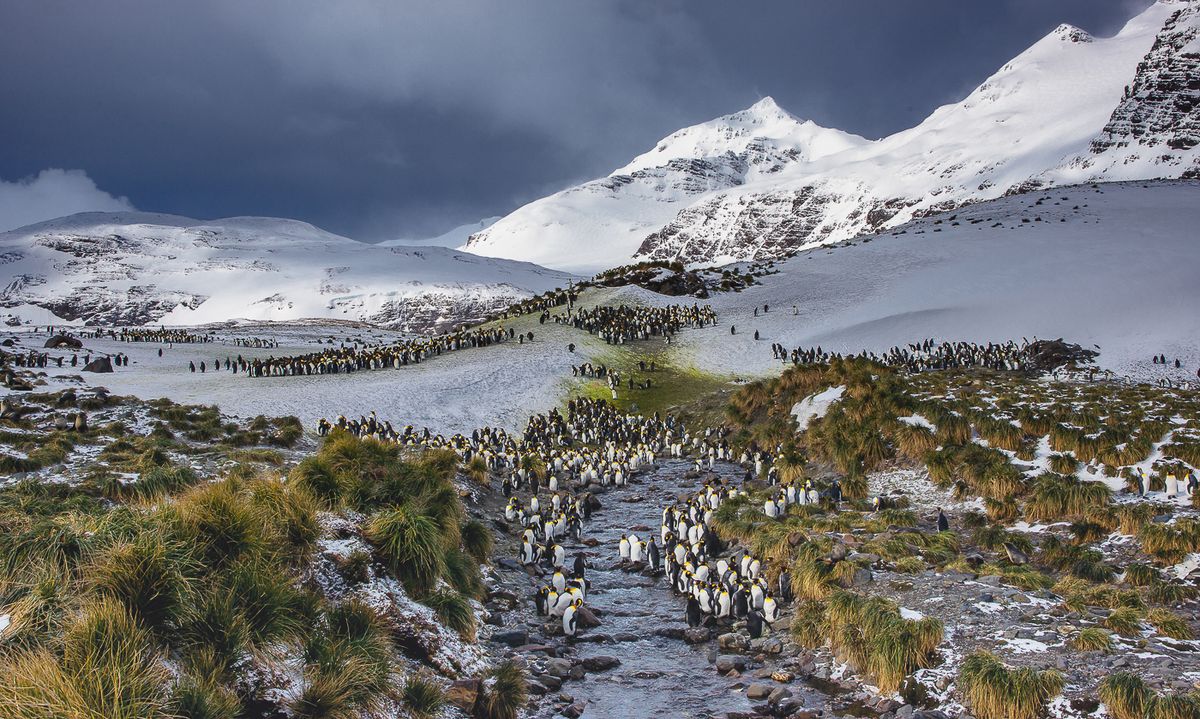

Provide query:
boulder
left=746, top=683, right=772, bottom=700
left=683, top=627, right=712, bottom=644
left=575, top=605, right=602, bottom=628
left=715, top=655, right=747, bottom=675
left=44, top=335, right=82, bottom=350
left=581, top=655, right=620, bottom=672
left=492, top=630, right=529, bottom=647
left=445, top=679, right=482, bottom=714
left=83, top=357, right=114, bottom=373
left=544, top=658, right=572, bottom=678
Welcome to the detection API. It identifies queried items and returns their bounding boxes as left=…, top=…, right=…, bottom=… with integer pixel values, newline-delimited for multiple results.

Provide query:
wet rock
left=575, top=606, right=603, bottom=628
left=655, top=627, right=686, bottom=639
left=562, top=702, right=586, bottom=719
left=719, top=632, right=749, bottom=651
left=747, top=683, right=772, bottom=699
left=767, top=687, right=793, bottom=707
left=716, top=655, right=748, bottom=675
left=515, top=644, right=557, bottom=656
left=545, top=658, right=572, bottom=678
left=568, top=664, right=586, bottom=681
left=684, top=627, right=712, bottom=644
left=581, top=655, right=620, bottom=672
left=612, top=632, right=638, bottom=642
left=540, top=674, right=563, bottom=691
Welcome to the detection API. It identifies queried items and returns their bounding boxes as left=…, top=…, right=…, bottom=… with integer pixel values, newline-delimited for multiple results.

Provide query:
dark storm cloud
left=0, top=0, right=1151, bottom=239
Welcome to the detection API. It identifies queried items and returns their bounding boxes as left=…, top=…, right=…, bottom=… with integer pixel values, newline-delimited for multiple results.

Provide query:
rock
left=562, top=702, right=586, bottom=719
left=514, top=644, right=557, bottom=656
left=575, top=605, right=603, bottom=629
left=488, top=589, right=518, bottom=604
left=719, top=632, right=748, bottom=651
left=715, top=655, right=747, bottom=675
left=767, top=687, right=793, bottom=707
left=656, top=627, right=687, bottom=640
left=896, top=705, right=915, bottom=719
left=747, top=683, right=772, bottom=699
left=445, top=679, right=482, bottom=714
left=568, top=664, right=585, bottom=681
left=493, top=630, right=529, bottom=647
left=977, top=575, right=1002, bottom=587
left=684, top=627, right=712, bottom=644
left=539, top=673, right=563, bottom=690
left=83, top=357, right=114, bottom=373
left=44, top=335, right=82, bottom=349
left=771, top=671, right=793, bottom=683
left=581, top=656, right=620, bottom=672
left=545, top=658, right=572, bottom=678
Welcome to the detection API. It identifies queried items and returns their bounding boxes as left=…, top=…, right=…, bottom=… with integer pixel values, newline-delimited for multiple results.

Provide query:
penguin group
left=552, top=304, right=717, bottom=345
left=774, top=338, right=1048, bottom=373
left=655, top=478, right=789, bottom=638
left=244, top=326, right=515, bottom=378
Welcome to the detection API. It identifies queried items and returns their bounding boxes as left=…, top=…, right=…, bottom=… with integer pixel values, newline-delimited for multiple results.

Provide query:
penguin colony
left=319, top=396, right=784, bottom=639
left=773, top=339, right=1049, bottom=373
left=243, top=326, right=516, bottom=377
left=550, top=304, right=717, bottom=345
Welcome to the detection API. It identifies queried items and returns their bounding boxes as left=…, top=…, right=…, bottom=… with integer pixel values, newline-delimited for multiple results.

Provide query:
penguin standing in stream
left=563, top=598, right=583, bottom=638
left=686, top=596, right=703, bottom=628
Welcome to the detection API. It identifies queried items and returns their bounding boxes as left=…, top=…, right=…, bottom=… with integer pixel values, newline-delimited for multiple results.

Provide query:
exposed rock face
left=1093, top=4, right=1200, bottom=155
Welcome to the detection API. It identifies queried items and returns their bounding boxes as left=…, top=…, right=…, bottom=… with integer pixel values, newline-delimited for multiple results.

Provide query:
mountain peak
left=1051, top=23, right=1094, bottom=43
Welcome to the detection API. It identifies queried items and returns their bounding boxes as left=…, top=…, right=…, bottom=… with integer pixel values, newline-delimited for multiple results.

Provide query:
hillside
left=0, top=212, right=574, bottom=331
left=464, top=0, right=1200, bottom=271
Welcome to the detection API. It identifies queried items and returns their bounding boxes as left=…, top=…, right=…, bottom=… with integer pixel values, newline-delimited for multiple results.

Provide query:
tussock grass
left=0, top=598, right=173, bottom=719
left=1146, top=608, right=1192, bottom=640
left=479, top=660, right=528, bottom=719
left=423, top=590, right=476, bottom=640
left=1069, top=627, right=1112, bottom=652
left=403, top=673, right=445, bottom=719
left=957, top=650, right=1064, bottom=719
left=1104, top=607, right=1144, bottom=636
left=825, top=590, right=942, bottom=693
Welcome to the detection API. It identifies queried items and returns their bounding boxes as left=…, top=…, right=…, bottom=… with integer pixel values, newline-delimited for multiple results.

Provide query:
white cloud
left=0, top=169, right=133, bottom=232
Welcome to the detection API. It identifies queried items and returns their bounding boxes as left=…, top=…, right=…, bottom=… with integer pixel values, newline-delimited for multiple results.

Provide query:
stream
left=491, top=459, right=838, bottom=719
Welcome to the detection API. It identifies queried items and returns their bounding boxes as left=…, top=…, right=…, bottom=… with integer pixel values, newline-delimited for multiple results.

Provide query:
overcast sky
left=0, top=0, right=1152, bottom=239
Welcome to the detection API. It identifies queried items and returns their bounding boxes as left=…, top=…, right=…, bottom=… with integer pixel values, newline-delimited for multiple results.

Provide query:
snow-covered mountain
left=463, top=0, right=1200, bottom=271
left=378, top=216, right=502, bottom=248
left=0, top=212, right=574, bottom=331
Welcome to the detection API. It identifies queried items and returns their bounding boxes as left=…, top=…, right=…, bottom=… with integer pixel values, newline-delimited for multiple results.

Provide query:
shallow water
left=512, top=460, right=831, bottom=719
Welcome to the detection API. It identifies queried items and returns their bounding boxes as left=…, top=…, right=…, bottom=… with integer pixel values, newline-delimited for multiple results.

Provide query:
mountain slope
left=464, top=0, right=1198, bottom=271
left=669, top=180, right=1200, bottom=382
left=378, top=216, right=502, bottom=248
left=0, top=212, right=574, bottom=330
left=460, top=97, right=868, bottom=272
